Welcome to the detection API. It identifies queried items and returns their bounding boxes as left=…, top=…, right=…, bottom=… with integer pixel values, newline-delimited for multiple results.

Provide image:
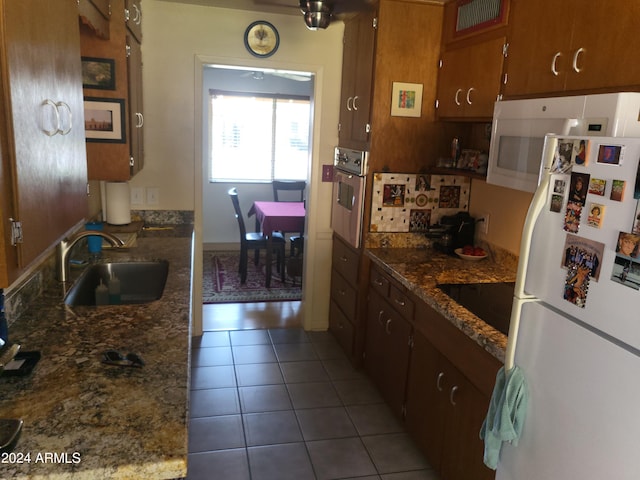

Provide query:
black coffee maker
left=434, top=212, right=476, bottom=254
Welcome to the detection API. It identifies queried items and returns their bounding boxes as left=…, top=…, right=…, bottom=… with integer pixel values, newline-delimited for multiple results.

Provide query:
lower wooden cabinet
left=364, top=291, right=412, bottom=418
left=405, top=331, right=495, bottom=480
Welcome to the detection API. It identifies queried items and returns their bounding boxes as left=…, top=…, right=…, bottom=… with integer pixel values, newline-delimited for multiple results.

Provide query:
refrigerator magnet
left=561, top=234, right=604, bottom=281
left=563, top=263, right=591, bottom=308
left=586, top=203, right=605, bottom=229
left=588, top=178, right=606, bottom=196
left=569, top=172, right=590, bottom=206
left=552, top=139, right=574, bottom=173
left=610, top=180, right=626, bottom=201
left=596, top=144, right=624, bottom=165
left=563, top=202, right=582, bottom=233
left=573, top=139, right=590, bottom=166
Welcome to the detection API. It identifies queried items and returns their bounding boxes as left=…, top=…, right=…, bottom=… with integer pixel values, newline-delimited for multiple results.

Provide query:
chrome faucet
left=56, top=230, right=124, bottom=282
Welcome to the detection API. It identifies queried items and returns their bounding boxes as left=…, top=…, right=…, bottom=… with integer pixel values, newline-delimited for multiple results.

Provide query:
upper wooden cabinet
left=437, top=36, right=506, bottom=119
left=0, top=0, right=89, bottom=287
left=338, top=9, right=376, bottom=151
left=79, top=0, right=111, bottom=39
left=503, top=0, right=640, bottom=97
left=81, top=0, right=144, bottom=180
left=124, top=0, right=142, bottom=43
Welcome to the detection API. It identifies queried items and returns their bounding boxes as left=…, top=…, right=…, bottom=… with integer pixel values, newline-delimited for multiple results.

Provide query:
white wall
left=135, top=0, right=345, bottom=332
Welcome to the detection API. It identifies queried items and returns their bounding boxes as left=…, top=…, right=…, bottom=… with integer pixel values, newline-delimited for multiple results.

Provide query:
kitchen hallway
left=188, top=302, right=440, bottom=479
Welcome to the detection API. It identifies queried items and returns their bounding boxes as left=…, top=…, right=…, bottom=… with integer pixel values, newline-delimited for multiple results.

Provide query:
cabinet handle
left=132, top=3, right=141, bottom=25
left=56, top=101, right=72, bottom=135
left=454, top=88, right=462, bottom=106
left=346, top=96, right=353, bottom=111
left=572, top=47, right=585, bottom=73
left=450, top=385, right=459, bottom=406
left=385, top=318, right=392, bottom=335
left=466, top=87, right=475, bottom=105
left=436, top=372, right=444, bottom=392
left=352, top=95, right=359, bottom=111
left=338, top=289, right=346, bottom=296
left=41, top=99, right=60, bottom=137
left=374, top=278, right=384, bottom=287
left=394, top=298, right=405, bottom=307
left=136, top=112, right=144, bottom=128
left=551, top=52, right=562, bottom=76
left=340, top=255, right=348, bottom=263
left=378, top=309, right=385, bottom=326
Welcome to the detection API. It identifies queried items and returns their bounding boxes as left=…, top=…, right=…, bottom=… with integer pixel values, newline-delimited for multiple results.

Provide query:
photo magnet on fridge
left=610, top=179, right=626, bottom=202
left=573, top=139, right=590, bottom=166
left=586, top=203, right=605, bottom=229
left=588, top=178, right=606, bottom=196
left=561, top=234, right=604, bottom=281
left=552, top=140, right=574, bottom=173
left=596, top=144, right=624, bottom=165
left=563, top=263, right=590, bottom=308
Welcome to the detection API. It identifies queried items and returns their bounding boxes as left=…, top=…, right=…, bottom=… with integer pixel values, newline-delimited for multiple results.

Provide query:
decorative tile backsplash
left=370, top=173, right=471, bottom=233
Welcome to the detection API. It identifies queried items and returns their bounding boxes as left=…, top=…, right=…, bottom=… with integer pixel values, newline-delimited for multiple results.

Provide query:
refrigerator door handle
left=506, top=135, right=559, bottom=372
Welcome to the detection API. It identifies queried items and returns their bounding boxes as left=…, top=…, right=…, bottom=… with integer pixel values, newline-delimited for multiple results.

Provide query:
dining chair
left=272, top=180, right=305, bottom=257
left=228, top=188, right=285, bottom=284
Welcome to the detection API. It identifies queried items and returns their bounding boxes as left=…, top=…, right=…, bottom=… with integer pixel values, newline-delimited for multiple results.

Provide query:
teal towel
left=479, top=365, right=529, bottom=470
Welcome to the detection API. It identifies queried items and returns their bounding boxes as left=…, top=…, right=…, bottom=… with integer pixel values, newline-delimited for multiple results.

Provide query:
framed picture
left=596, top=144, right=623, bottom=165
left=84, top=98, right=126, bottom=143
left=81, top=57, right=116, bottom=90
left=390, top=82, right=423, bottom=117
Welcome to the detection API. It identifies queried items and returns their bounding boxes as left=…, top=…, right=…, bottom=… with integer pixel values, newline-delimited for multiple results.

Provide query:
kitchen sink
left=64, top=261, right=169, bottom=306
left=436, top=282, right=514, bottom=335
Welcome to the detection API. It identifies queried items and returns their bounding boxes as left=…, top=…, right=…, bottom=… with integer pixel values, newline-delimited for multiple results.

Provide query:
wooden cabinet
left=0, top=0, right=89, bottom=287
left=126, top=34, right=144, bottom=176
left=328, top=235, right=361, bottom=357
left=80, top=0, right=144, bottom=180
left=503, top=0, right=640, bottom=97
left=124, top=0, right=142, bottom=43
left=405, top=298, right=500, bottom=480
left=406, top=332, right=495, bottom=480
left=338, top=9, right=376, bottom=151
left=78, top=0, right=111, bottom=39
left=437, top=36, right=506, bottom=119
left=365, top=265, right=414, bottom=418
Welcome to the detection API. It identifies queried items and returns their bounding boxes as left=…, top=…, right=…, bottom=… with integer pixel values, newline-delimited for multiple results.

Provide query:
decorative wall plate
left=244, top=21, right=280, bottom=58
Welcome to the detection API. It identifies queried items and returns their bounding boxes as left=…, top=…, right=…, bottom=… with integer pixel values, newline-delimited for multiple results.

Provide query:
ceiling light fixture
left=300, top=1, right=333, bottom=30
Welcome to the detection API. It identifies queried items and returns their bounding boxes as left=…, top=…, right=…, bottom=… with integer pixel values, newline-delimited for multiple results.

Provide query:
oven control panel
left=334, top=147, right=368, bottom=176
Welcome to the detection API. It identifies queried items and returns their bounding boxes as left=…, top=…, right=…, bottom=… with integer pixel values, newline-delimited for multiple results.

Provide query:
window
left=208, top=90, right=311, bottom=182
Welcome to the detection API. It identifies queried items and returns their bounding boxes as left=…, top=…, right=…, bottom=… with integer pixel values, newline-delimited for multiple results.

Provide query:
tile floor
left=188, top=324, right=441, bottom=480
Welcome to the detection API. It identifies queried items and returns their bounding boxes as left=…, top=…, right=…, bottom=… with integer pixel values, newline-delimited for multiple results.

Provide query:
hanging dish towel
left=480, top=365, right=529, bottom=470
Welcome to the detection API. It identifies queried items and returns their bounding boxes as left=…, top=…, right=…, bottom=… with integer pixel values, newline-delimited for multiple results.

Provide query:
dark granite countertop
left=0, top=236, right=192, bottom=479
left=365, top=247, right=516, bottom=362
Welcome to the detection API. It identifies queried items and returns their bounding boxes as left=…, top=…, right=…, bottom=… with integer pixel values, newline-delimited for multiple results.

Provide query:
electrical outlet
left=130, top=187, right=144, bottom=205
left=478, top=213, right=490, bottom=235
left=146, top=187, right=160, bottom=205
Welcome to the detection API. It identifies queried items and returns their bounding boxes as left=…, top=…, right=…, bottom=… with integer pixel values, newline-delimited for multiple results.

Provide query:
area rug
left=203, top=250, right=302, bottom=304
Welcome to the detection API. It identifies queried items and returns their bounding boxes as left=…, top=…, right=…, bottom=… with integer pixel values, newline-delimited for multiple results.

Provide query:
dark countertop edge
left=365, top=248, right=510, bottom=363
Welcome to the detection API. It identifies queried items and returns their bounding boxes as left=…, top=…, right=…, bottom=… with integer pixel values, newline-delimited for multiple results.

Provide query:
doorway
left=196, top=63, right=315, bottom=333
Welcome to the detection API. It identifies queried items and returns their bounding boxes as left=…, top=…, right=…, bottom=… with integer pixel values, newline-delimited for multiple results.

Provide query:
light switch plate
left=322, top=164, right=334, bottom=182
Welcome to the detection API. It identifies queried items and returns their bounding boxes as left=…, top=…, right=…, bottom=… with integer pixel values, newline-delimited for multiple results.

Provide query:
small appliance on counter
left=432, top=211, right=475, bottom=254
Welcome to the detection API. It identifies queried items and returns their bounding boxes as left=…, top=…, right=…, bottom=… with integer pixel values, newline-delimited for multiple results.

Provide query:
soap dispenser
left=108, top=275, right=121, bottom=305
left=95, top=280, right=109, bottom=306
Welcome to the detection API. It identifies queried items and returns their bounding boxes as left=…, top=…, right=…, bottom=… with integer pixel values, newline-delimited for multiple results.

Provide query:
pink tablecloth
left=249, top=201, right=305, bottom=236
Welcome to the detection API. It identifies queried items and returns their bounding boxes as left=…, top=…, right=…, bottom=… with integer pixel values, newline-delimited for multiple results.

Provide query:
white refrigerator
left=497, top=135, right=640, bottom=480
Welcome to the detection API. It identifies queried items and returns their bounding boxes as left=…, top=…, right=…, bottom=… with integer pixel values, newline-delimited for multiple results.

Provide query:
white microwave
left=487, top=93, right=640, bottom=192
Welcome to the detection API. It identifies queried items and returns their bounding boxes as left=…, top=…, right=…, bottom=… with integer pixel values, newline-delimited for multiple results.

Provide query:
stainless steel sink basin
left=64, top=261, right=169, bottom=306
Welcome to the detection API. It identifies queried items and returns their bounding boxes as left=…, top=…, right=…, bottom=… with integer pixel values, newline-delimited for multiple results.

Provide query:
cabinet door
left=437, top=37, right=505, bottom=119
left=127, top=34, right=144, bottom=175
left=405, top=331, right=446, bottom=472
left=566, top=1, right=640, bottom=92
left=502, top=0, right=573, bottom=97
left=338, top=16, right=359, bottom=144
left=4, top=0, right=88, bottom=268
left=441, top=361, right=494, bottom=480
left=365, top=292, right=411, bottom=418
left=124, top=0, right=142, bottom=42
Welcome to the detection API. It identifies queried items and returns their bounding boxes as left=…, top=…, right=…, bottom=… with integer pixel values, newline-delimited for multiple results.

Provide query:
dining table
left=248, top=200, right=306, bottom=288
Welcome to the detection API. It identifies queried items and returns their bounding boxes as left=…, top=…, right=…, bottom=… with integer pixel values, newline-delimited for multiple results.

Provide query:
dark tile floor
left=188, top=327, right=441, bottom=480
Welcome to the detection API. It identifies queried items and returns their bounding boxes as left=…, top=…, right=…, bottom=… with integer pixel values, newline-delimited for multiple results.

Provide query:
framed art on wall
left=81, top=57, right=116, bottom=90
left=390, top=82, right=423, bottom=117
left=84, top=97, right=126, bottom=143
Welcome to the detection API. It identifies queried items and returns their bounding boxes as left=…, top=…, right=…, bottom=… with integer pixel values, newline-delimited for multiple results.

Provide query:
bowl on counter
left=454, top=248, right=487, bottom=261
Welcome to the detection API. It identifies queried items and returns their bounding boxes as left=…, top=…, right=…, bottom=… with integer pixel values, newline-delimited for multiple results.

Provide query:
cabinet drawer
left=329, top=300, right=355, bottom=356
left=369, top=267, right=390, bottom=297
left=332, top=237, right=360, bottom=285
left=389, top=284, right=414, bottom=320
left=331, top=269, right=357, bottom=320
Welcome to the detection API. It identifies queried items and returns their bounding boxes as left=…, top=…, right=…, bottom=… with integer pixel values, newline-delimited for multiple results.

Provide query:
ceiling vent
left=300, top=1, right=333, bottom=30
